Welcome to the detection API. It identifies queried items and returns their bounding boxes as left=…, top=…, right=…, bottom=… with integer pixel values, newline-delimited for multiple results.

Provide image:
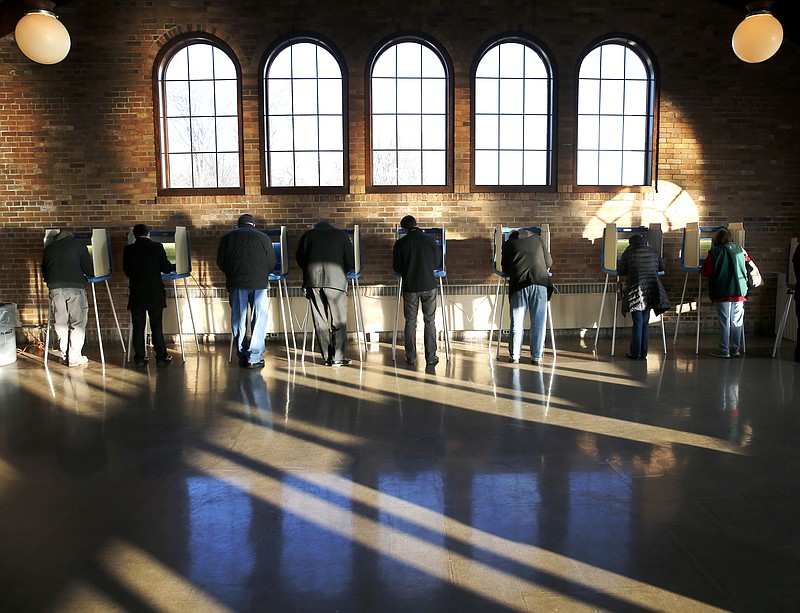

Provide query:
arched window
left=154, top=34, right=243, bottom=194
left=473, top=36, right=555, bottom=189
left=576, top=37, right=657, bottom=187
left=262, top=36, right=348, bottom=192
left=368, top=34, right=453, bottom=191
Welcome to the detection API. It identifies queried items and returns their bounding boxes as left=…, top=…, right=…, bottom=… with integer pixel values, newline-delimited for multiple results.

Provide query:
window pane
left=165, top=82, right=190, bottom=117
left=373, top=47, right=396, bottom=78
left=599, top=80, right=625, bottom=115
left=577, top=151, right=598, bottom=185
left=267, top=79, right=292, bottom=115
left=168, top=153, right=192, bottom=188
left=291, top=43, right=318, bottom=79
left=270, top=152, right=295, bottom=186
left=397, top=79, right=421, bottom=113
left=397, top=42, right=421, bottom=77
left=523, top=151, right=547, bottom=185
left=190, top=81, right=215, bottom=116
left=524, top=79, right=548, bottom=115
left=398, top=151, right=422, bottom=184
left=525, top=47, right=547, bottom=78
left=579, top=48, right=601, bottom=79
left=577, top=115, right=599, bottom=150
left=623, top=116, right=647, bottom=151
left=421, top=79, right=445, bottom=114
left=294, top=116, right=319, bottom=151
left=599, top=116, right=624, bottom=150
left=499, top=78, right=523, bottom=115
left=499, top=115, right=523, bottom=150
left=318, top=79, right=343, bottom=114
left=499, top=43, right=524, bottom=78
left=191, top=117, right=216, bottom=152
left=294, top=151, right=320, bottom=186
left=318, top=116, right=343, bottom=150
left=372, top=78, right=397, bottom=114
left=215, top=80, right=238, bottom=115
left=475, top=115, right=499, bottom=149
left=577, top=79, right=599, bottom=115
left=624, top=81, right=648, bottom=115
left=269, top=116, right=294, bottom=151
left=397, top=115, right=421, bottom=150
left=422, top=151, right=446, bottom=184
left=625, top=48, right=647, bottom=79
left=474, top=150, right=499, bottom=185
left=523, top=115, right=548, bottom=151
left=499, top=151, right=523, bottom=184
left=165, top=48, right=188, bottom=80
left=217, top=152, right=240, bottom=187
left=269, top=49, right=292, bottom=78
left=475, top=79, right=499, bottom=114
left=600, top=45, right=625, bottom=79
left=320, top=152, right=344, bottom=185
left=476, top=46, right=499, bottom=78
left=372, top=115, right=397, bottom=149
left=192, top=153, right=218, bottom=187
left=622, top=151, right=646, bottom=185
left=598, top=151, right=623, bottom=183
left=421, top=44, right=444, bottom=78
left=213, top=47, right=236, bottom=79
left=292, top=79, right=318, bottom=115
left=167, top=118, right=192, bottom=152
left=188, top=45, right=214, bottom=80
left=422, top=115, right=446, bottom=150
left=317, top=49, right=341, bottom=79
left=216, top=116, right=239, bottom=151
left=373, top=151, right=397, bottom=185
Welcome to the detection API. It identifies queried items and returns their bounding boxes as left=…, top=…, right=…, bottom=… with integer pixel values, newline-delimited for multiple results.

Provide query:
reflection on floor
left=1, top=337, right=799, bottom=612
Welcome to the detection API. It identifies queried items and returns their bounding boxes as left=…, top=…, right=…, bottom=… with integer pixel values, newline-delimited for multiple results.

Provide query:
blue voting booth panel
left=71, top=230, right=113, bottom=283
left=344, top=225, right=362, bottom=280
left=262, top=227, right=289, bottom=281
left=601, top=226, right=650, bottom=275
left=146, top=227, right=191, bottom=280
left=396, top=227, right=446, bottom=277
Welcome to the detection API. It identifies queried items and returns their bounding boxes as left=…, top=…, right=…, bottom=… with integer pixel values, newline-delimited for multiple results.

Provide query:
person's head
left=237, top=214, right=256, bottom=227
left=400, top=215, right=417, bottom=231
left=715, top=228, right=732, bottom=246
left=629, top=234, right=644, bottom=247
left=132, top=224, right=150, bottom=239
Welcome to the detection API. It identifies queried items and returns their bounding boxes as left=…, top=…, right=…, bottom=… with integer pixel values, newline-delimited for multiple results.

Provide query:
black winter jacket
left=618, top=244, right=670, bottom=315
left=392, top=228, right=439, bottom=292
left=123, top=237, right=174, bottom=310
left=216, top=225, right=277, bottom=289
left=500, top=230, right=552, bottom=295
left=41, top=232, right=94, bottom=289
left=296, top=222, right=355, bottom=292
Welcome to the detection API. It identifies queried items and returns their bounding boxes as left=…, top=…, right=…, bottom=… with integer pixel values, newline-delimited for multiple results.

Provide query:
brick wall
left=1, top=0, right=798, bottom=337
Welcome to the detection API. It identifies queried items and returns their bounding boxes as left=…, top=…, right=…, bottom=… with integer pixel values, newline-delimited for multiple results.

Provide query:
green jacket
left=706, top=243, right=747, bottom=301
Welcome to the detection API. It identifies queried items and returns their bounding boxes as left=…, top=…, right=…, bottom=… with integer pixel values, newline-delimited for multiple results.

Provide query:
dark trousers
left=307, top=287, right=347, bottom=362
left=403, top=288, right=437, bottom=363
left=796, top=297, right=800, bottom=360
left=131, top=306, right=167, bottom=362
left=630, top=309, right=651, bottom=358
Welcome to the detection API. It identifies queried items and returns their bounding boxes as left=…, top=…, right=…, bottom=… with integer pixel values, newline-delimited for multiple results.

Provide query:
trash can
left=0, top=304, right=17, bottom=366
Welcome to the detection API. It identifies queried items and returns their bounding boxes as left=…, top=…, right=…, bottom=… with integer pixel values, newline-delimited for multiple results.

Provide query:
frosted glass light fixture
left=732, top=1, right=783, bottom=63
left=15, top=8, right=71, bottom=65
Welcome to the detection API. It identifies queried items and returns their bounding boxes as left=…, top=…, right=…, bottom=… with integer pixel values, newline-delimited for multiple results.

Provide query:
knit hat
left=237, top=214, right=256, bottom=227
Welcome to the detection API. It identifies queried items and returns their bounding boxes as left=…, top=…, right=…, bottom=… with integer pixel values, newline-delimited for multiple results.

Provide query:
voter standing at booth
left=793, top=243, right=800, bottom=363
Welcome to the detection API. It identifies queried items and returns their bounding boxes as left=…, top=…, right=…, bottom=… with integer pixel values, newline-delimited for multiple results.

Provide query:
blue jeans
left=230, top=288, right=270, bottom=364
left=715, top=301, right=744, bottom=356
left=630, top=309, right=651, bottom=358
left=509, top=284, right=547, bottom=360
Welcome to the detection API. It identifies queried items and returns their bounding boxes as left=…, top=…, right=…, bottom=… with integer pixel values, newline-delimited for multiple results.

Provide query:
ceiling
left=0, top=0, right=798, bottom=49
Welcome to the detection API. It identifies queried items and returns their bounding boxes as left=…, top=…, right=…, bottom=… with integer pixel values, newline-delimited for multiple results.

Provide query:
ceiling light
left=732, top=1, right=783, bottom=63
left=15, top=9, right=71, bottom=65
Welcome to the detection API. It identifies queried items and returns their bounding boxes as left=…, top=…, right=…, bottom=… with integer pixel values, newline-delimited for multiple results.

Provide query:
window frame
left=259, top=32, right=350, bottom=195
left=153, top=32, right=245, bottom=196
left=573, top=34, right=659, bottom=192
left=470, top=33, right=558, bottom=193
left=366, top=32, right=455, bottom=194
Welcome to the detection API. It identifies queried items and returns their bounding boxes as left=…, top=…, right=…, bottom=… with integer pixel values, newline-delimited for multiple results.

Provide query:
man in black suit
left=296, top=220, right=355, bottom=366
left=123, top=224, right=175, bottom=367
left=392, top=215, right=440, bottom=366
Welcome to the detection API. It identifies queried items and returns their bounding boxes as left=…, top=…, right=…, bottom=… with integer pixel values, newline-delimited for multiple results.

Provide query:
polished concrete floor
left=1, top=334, right=800, bottom=612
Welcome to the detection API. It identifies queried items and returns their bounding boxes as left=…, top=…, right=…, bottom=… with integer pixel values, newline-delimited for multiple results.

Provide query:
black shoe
left=329, top=359, right=352, bottom=366
left=405, top=357, right=417, bottom=365
left=135, top=358, right=149, bottom=367
left=156, top=356, right=173, bottom=367
left=244, top=360, right=265, bottom=369
left=625, top=353, right=640, bottom=360
left=426, top=356, right=440, bottom=366
left=531, top=357, right=541, bottom=365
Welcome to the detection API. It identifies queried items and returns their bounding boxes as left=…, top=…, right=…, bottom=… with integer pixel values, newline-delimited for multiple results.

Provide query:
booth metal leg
left=674, top=273, right=689, bottom=344
left=355, top=278, right=367, bottom=354
left=351, top=279, right=364, bottom=362
left=277, top=280, right=290, bottom=359
left=105, top=280, right=127, bottom=355
left=301, top=301, right=312, bottom=363
left=594, top=274, right=609, bottom=348
left=496, top=282, right=507, bottom=360
left=695, top=277, right=702, bottom=355
left=547, top=301, right=557, bottom=359
left=772, top=289, right=795, bottom=357
left=392, top=277, right=402, bottom=362
left=611, top=281, right=618, bottom=357
left=44, top=303, right=52, bottom=366
left=489, top=277, right=503, bottom=357
left=173, top=279, right=186, bottom=362
left=661, top=317, right=667, bottom=355
left=126, top=321, right=133, bottom=363
left=183, top=277, right=200, bottom=351
left=439, top=277, right=451, bottom=361
left=91, top=283, right=105, bottom=364
left=228, top=329, right=235, bottom=363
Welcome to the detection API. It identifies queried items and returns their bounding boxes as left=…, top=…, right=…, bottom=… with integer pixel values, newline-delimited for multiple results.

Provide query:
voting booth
left=391, top=226, right=451, bottom=362
left=228, top=226, right=296, bottom=362
left=43, top=229, right=126, bottom=365
left=593, top=222, right=666, bottom=356
left=488, top=224, right=556, bottom=360
left=673, top=222, right=745, bottom=354
left=772, top=237, right=798, bottom=357
left=302, top=224, right=366, bottom=362
left=126, top=226, right=198, bottom=362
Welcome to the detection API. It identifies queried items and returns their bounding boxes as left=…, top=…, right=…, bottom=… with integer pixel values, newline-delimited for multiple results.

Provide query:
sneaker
left=243, top=360, right=265, bottom=369
left=329, top=359, right=352, bottom=366
left=531, top=357, right=541, bottom=365
left=509, top=357, right=520, bottom=364
left=710, top=350, right=730, bottom=359
left=135, top=358, right=149, bottom=367
left=68, top=355, right=89, bottom=367
left=426, top=356, right=440, bottom=366
left=730, top=350, right=741, bottom=358
left=156, top=356, right=173, bottom=367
